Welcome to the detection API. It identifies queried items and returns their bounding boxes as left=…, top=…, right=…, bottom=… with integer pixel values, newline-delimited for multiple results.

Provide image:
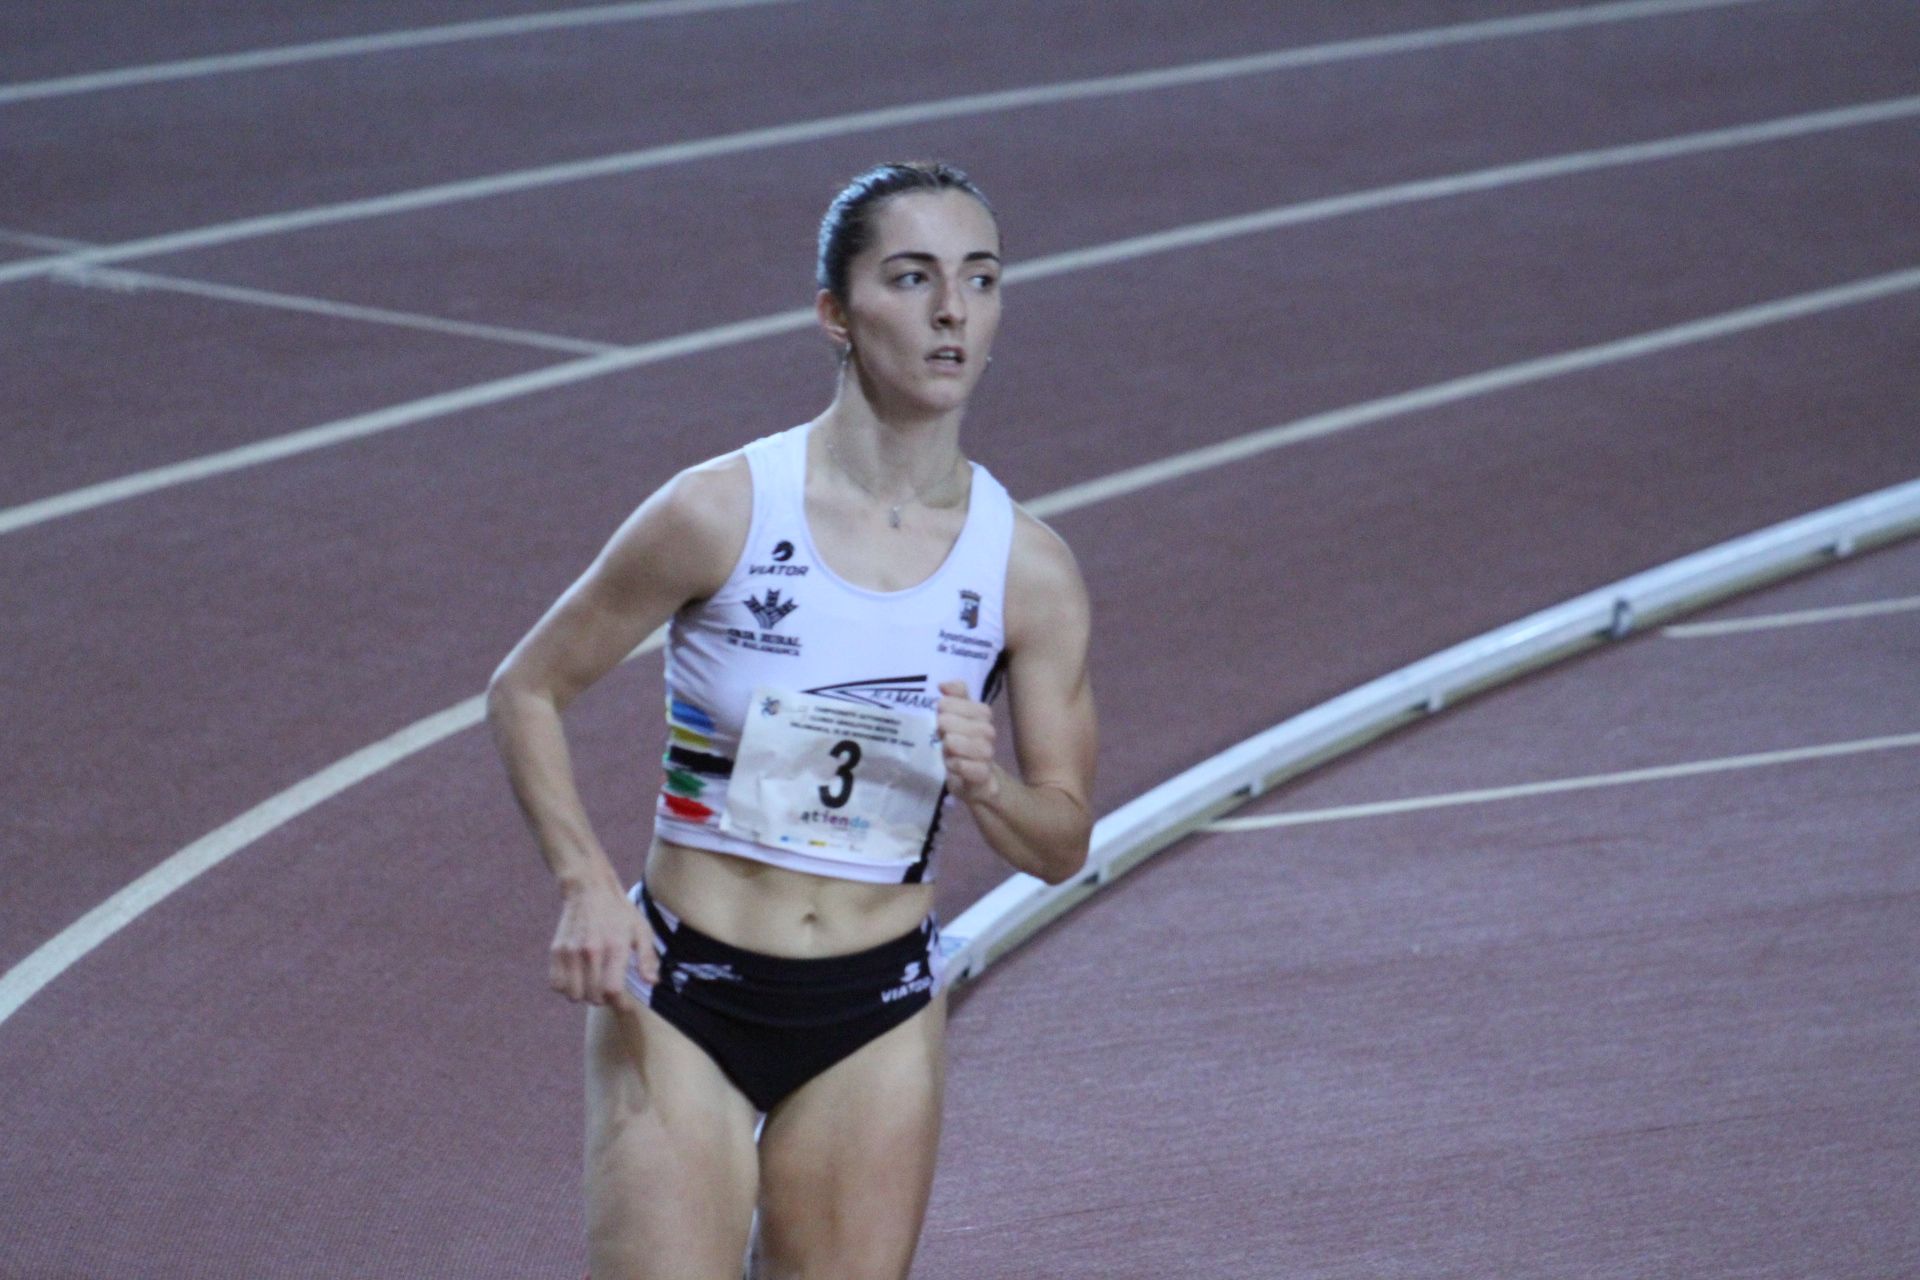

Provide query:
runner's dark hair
left=816, top=161, right=997, bottom=303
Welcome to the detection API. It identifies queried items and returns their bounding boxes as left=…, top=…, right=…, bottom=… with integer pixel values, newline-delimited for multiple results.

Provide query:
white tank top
left=653, top=421, right=1015, bottom=884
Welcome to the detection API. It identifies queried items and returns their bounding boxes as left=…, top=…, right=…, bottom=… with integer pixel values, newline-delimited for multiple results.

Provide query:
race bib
left=719, top=687, right=947, bottom=866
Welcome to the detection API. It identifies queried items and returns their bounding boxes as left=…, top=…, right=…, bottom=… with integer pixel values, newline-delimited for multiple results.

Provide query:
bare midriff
left=643, top=837, right=936, bottom=958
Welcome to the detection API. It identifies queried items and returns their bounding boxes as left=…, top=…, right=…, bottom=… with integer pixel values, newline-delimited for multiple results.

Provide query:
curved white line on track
left=0, top=0, right=798, bottom=106
left=1663, top=593, right=1920, bottom=637
left=7, top=89, right=1917, bottom=539
left=0, top=0, right=1770, bottom=288
left=0, top=630, right=654, bottom=1030
left=3, top=265, right=1918, bottom=1027
left=1203, top=731, right=1920, bottom=831
left=0, top=697, right=506, bottom=1025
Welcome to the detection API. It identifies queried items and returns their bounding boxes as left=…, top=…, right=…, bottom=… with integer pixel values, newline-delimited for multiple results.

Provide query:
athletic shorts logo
left=882, top=958, right=933, bottom=1003
left=669, top=960, right=743, bottom=993
left=959, top=589, right=980, bottom=629
left=745, top=589, right=798, bottom=630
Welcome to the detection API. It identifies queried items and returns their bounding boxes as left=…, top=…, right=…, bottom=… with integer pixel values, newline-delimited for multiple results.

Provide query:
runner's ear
left=816, top=288, right=851, bottom=350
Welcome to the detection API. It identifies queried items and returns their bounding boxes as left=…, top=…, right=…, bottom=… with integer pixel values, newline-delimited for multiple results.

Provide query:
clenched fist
left=549, top=880, right=657, bottom=1006
left=936, top=679, right=1001, bottom=804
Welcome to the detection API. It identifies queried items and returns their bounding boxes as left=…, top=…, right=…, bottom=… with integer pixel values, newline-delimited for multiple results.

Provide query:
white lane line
left=0, top=696, right=512, bottom=1027
left=0, top=0, right=1771, bottom=287
left=7, top=90, right=1916, bottom=539
left=0, top=311, right=814, bottom=538
left=1011, top=96, right=1920, bottom=285
left=6, top=224, right=620, bottom=354
left=0, top=620, right=662, bottom=1029
left=1203, top=731, right=1920, bottom=832
left=52, top=264, right=621, bottom=357
left=0, top=0, right=798, bottom=106
left=0, top=228, right=79, bottom=252
left=3, top=270, right=1918, bottom=1027
left=1663, top=593, right=1920, bottom=637
left=1027, top=267, right=1920, bottom=516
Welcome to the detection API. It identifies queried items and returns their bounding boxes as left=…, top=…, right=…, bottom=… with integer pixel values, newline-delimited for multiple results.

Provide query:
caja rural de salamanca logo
left=745, top=589, right=798, bottom=630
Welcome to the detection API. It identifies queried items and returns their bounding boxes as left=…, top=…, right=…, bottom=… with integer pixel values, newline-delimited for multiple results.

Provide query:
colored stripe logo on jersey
left=668, top=697, right=717, bottom=734
left=666, top=745, right=734, bottom=778
left=663, top=767, right=706, bottom=798
left=661, top=794, right=716, bottom=822
left=660, top=696, right=729, bottom=826
left=669, top=724, right=713, bottom=749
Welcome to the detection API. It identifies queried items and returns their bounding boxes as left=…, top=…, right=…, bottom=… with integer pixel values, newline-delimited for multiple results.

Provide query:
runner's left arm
left=936, top=511, right=1096, bottom=884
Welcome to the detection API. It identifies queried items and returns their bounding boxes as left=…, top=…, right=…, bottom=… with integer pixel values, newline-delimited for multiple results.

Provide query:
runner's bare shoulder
left=1005, top=504, right=1091, bottom=646
left=599, top=449, right=752, bottom=608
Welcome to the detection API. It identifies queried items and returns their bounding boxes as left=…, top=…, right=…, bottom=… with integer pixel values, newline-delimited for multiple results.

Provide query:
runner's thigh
left=586, top=997, right=760, bottom=1280
left=752, top=996, right=947, bottom=1280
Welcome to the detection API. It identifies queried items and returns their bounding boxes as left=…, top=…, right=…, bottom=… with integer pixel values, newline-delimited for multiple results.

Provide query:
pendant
left=888, top=505, right=903, bottom=529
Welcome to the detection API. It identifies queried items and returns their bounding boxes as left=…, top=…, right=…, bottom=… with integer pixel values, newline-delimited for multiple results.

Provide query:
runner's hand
left=549, top=879, right=656, bottom=1005
left=937, top=680, right=1001, bottom=803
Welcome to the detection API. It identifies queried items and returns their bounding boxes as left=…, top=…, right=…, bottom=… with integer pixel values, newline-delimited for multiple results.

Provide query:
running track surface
left=2, top=2, right=1916, bottom=1275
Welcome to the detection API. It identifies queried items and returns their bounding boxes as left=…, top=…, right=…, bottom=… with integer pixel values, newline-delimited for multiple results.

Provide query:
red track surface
left=3, top=2, right=1916, bottom=1275
left=932, top=536, right=1920, bottom=1276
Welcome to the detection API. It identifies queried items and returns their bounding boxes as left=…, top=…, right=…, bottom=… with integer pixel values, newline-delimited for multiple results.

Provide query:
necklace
left=824, top=429, right=959, bottom=529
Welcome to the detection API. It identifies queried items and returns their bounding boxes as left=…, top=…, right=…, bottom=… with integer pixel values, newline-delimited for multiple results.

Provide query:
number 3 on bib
left=720, top=687, right=946, bottom=867
left=819, top=739, right=861, bottom=809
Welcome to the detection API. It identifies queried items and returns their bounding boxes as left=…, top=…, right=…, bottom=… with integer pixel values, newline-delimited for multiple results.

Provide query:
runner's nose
left=934, top=277, right=965, bottom=329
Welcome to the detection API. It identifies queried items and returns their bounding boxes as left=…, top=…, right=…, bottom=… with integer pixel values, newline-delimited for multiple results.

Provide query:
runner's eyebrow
left=880, top=251, right=1002, bottom=266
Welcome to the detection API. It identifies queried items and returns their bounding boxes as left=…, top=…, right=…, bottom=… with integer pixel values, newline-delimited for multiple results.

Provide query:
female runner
left=487, top=160, right=1097, bottom=1280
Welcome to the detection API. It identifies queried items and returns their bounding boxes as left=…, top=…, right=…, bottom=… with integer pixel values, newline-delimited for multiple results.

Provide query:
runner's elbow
left=486, top=658, right=554, bottom=725
left=485, top=659, right=522, bottom=715
left=1038, top=836, right=1090, bottom=885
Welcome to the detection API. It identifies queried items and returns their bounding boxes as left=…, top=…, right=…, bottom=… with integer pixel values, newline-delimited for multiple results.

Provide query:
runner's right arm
left=487, top=459, right=749, bottom=1004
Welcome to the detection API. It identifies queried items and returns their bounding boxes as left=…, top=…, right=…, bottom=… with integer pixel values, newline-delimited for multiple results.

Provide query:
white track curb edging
left=940, top=476, right=1920, bottom=987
